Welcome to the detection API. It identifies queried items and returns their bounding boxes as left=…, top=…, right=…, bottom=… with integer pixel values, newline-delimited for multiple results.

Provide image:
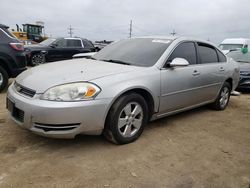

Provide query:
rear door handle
left=192, top=70, right=200, bottom=76
left=219, top=67, right=225, bottom=72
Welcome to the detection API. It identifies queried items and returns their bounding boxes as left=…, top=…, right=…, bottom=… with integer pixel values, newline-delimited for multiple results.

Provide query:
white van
left=219, top=38, right=250, bottom=54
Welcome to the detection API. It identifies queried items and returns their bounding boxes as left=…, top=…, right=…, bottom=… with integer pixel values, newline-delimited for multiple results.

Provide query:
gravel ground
left=0, top=86, right=249, bottom=188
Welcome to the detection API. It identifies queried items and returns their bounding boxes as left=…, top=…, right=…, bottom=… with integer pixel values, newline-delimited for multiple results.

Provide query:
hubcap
left=0, top=73, right=3, bottom=86
left=32, top=54, right=44, bottom=65
left=118, top=102, right=143, bottom=138
left=219, top=87, right=229, bottom=108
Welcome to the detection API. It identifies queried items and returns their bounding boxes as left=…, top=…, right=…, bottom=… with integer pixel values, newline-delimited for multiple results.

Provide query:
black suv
left=24, top=37, right=96, bottom=66
left=0, top=24, right=26, bottom=92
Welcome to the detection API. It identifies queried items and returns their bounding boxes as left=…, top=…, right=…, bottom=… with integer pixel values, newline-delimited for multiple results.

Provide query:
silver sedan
left=7, top=36, right=239, bottom=144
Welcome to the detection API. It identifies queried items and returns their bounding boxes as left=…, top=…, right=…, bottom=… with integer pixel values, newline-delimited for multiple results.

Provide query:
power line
left=129, top=20, right=132, bottom=38
left=68, top=25, right=74, bottom=37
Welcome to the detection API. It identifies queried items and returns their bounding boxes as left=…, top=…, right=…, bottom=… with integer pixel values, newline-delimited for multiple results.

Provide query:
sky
left=1, top=0, right=250, bottom=44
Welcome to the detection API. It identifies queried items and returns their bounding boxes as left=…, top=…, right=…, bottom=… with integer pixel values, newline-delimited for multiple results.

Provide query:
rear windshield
left=93, top=38, right=172, bottom=67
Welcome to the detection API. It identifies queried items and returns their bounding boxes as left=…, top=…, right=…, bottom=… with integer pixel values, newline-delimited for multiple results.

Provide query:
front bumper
left=7, top=84, right=112, bottom=139
left=237, top=76, right=250, bottom=89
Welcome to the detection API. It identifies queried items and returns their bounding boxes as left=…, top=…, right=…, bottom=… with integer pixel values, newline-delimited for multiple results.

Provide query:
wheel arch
left=103, top=87, right=157, bottom=129
left=225, top=77, right=233, bottom=89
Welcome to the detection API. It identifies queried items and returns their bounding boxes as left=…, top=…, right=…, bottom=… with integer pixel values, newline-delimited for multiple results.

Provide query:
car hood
left=16, top=59, right=144, bottom=93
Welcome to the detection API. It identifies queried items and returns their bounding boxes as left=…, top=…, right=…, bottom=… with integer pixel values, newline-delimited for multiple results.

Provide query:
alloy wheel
left=32, top=54, right=44, bottom=65
left=219, top=87, right=229, bottom=108
left=118, top=102, right=144, bottom=138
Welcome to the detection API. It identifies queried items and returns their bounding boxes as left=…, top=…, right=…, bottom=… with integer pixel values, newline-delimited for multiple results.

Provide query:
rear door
left=195, top=42, right=227, bottom=101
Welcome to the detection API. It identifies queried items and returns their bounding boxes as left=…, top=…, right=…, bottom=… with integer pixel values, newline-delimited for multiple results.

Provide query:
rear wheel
left=210, top=82, right=231, bottom=110
left=0, top=66, right=9, bottom=92
left=30, top=53, right=45, bottom=66
left=104, top=93, right=148, bottom=144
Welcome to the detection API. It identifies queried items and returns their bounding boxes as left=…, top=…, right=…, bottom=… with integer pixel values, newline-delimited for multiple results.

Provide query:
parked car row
left=6, top=36, right=240, bottom=144
left=24, top=37, right=97, bottom=66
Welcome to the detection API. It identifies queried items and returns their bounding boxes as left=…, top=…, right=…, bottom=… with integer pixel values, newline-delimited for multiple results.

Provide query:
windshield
left=226, top=51, right=250, bottom=63
left=93, top=38, right=172, bottom=67
left=40, top=38, right=56, bottom=46
left=219, top=44, right=243, bottom=51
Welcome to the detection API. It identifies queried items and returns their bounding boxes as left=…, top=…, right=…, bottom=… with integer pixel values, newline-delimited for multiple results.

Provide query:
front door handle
left=192, top=70, right=200, bottom=76
left=219, top=67, right=225, bottom=72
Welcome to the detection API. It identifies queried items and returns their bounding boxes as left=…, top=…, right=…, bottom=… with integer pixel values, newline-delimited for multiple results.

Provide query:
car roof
left=221, top=38, right=250, bottom=44
left=134, top=36, right=217, bottom=46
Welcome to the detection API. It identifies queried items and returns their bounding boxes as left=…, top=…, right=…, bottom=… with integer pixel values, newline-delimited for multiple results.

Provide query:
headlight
left=40, top=82, right=101, bottom=101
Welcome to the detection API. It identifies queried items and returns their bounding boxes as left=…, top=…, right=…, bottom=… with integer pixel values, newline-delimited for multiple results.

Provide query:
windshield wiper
left=100, top=59, right=132, bottom=65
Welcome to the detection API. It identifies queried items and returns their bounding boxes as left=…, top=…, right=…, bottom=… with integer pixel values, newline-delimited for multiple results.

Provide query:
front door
left=159, top=41, right=205, bottom=113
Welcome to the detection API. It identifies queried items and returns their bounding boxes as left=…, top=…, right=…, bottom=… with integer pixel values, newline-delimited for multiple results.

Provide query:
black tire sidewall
left=106, top=93, right=148, bottom=144
left=0, top=66, right=9, bottom=92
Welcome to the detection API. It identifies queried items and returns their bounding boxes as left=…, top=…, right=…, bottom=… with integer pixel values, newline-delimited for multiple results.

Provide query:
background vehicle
left=93, top=40, right=113, bottom=51
left=12, top=23, right=47, bottom=43
left=0, top=24, right=26, bottom=92
left=7, top=37, right=239, bottom=144
left=226, top=50, right=250, bottom=91
left=219, top=38, right=250, bottom=54
left=24, top=37, right=96, bottom=66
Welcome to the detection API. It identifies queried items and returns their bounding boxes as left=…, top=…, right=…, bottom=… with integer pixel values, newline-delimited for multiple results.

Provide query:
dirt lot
left=0, top=87, right=249, bottom=188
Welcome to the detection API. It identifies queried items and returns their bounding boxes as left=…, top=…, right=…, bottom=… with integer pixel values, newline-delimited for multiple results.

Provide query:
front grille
left=33, top=123, right=81, bottom=132
left=14, top=82, right=36, bottom=98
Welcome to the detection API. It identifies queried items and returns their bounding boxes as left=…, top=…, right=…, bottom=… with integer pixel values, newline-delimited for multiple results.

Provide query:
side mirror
left=50, top=43, right=57, bottom=48
left=170, top=58, right=189, bottom=67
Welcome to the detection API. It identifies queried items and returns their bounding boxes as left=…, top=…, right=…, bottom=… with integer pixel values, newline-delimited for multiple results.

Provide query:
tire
left=30, top=53, right=45, bottom=66
left=0, top=66, right=9, bottom=92
left=210, top=82, right=231, bottom=110
left=104, top=93, right=148, bottom=144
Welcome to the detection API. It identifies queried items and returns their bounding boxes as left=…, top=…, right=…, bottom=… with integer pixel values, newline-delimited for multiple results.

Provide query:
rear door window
left=198, top=43, right=219, bottom=63
left=66, top=39, right=82, bottom=47
left=167, top=42, right=197, bottom=65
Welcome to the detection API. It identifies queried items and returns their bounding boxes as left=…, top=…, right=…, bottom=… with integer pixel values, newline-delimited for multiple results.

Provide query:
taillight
left=9, top=43, right=24, bottom=51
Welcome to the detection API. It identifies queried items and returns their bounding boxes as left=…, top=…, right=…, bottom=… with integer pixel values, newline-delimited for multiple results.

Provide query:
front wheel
left=210, top=82, right=231, bottom=110
left=104, top=93, right=148, bottom=144
left=30, top=53, right=45, bottom=66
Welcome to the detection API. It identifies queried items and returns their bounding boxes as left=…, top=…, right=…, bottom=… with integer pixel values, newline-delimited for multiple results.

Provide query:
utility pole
left=170, top=29, right=177, bottom=36
left=129, top=20, right=133, bottom=38
left=68, top=25, right=74, bottom=37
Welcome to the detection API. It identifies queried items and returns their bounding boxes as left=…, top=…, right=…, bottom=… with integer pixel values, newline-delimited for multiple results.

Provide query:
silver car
left=7, top=36, right=239, bottom=144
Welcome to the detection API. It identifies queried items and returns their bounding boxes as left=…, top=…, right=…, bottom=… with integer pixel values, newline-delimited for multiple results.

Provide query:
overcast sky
left=1, top=0, right=250, bottom=44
